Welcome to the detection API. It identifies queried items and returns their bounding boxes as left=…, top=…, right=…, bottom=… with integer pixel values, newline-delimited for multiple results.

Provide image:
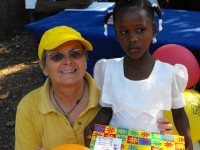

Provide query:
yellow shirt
left=15, top=73, right=101, bottom=150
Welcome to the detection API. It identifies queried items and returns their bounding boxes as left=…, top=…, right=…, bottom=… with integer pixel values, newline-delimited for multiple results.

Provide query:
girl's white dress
left=94, top=57, right=188, bottom=133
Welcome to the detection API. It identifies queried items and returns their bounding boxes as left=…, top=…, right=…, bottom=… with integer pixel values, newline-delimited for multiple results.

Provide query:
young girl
left=86, top=0, right=193, bottom=149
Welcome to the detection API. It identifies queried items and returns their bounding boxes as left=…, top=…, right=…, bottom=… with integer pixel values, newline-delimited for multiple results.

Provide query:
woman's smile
left=60, top=68, right=77, bottom=74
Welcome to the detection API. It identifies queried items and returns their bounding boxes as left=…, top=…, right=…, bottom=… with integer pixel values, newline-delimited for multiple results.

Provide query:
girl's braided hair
left=104, top=0, right=163, bottom=36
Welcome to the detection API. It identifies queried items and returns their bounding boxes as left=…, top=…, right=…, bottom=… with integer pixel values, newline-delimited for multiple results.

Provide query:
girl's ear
left=39, top=61, right=49, bottom=76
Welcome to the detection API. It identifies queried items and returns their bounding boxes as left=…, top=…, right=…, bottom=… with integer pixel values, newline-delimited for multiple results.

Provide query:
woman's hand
left=157, top=118, right=173, bottom=134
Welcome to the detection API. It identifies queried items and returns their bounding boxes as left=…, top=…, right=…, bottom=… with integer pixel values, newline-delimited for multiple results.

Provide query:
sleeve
left=171, top=64, right=188, bottom=109
left=93, top=59, right=113, bottom=108
left=15, top=99, right=41, bottom=150
left=93, top=59, right=107, bottom=90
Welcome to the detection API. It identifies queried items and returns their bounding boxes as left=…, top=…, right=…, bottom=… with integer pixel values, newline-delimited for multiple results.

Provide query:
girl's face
left=115, top=7, right=156, bottom=60
left=40, top=40, right=87, bottom=86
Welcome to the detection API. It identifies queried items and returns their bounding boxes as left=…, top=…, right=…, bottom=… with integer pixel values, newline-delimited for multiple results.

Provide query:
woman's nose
left=63, top=55, right=72, bottom=64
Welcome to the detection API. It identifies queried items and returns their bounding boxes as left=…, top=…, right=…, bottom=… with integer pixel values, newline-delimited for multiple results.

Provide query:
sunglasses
left=46, top=49, right=86, bottom=62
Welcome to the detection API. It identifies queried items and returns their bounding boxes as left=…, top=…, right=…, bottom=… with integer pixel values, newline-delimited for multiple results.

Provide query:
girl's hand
left=157, top=118, right=173, bottom=134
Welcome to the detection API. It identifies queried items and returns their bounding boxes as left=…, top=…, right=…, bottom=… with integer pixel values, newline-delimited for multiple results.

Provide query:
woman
left=15, top=26, right=173, bottom=150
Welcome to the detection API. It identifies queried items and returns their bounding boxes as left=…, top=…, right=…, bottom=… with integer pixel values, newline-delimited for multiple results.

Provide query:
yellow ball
left=164, top=89, right=200, bottom=143
left=52, top=144, right=89, bottom=150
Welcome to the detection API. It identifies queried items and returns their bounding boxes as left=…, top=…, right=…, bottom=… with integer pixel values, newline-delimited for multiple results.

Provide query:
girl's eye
left=121, top=30, right=128, bottom=34
left=137, top=28, right=145, bottom=33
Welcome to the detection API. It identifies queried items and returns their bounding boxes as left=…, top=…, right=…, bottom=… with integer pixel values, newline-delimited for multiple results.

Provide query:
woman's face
left=115, top=7, right=155, bottom=60
left=40, top=40, right=87, bottom=85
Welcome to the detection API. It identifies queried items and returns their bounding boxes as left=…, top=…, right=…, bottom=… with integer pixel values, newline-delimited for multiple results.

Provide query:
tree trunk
left=0, top=0, right=27, bottom=36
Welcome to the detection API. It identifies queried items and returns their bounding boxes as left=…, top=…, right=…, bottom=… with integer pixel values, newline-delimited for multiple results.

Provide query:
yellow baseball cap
left=38, top=26, right=93, bottom=60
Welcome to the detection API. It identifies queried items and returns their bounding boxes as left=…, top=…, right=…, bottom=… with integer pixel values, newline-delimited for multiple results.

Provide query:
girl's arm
left=172, top=108, right=193, bottom=150
left=84, top=107, right=113, bottom=147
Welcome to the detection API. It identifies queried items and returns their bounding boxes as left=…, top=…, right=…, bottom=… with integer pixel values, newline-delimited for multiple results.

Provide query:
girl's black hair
left=104, top=0, right=163, bottom=36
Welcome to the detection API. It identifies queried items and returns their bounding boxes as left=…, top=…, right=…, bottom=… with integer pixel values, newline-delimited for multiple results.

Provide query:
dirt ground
left=0, top=31, right=44, bottom=150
